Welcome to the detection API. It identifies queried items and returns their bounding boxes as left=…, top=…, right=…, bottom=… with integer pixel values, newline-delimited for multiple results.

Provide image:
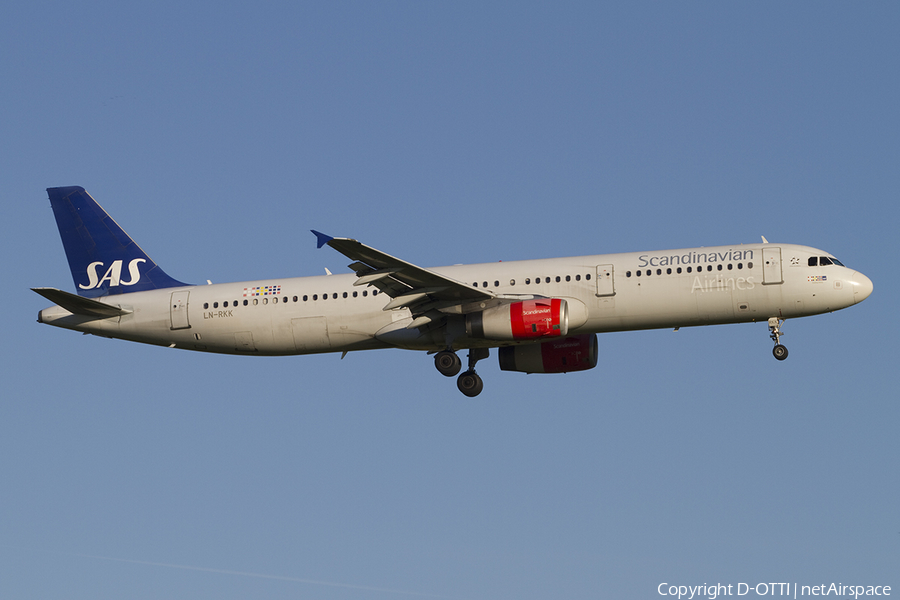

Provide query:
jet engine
left=466, top=298, right=568, bottom=341
left=498, top=334, right=598, bottom=374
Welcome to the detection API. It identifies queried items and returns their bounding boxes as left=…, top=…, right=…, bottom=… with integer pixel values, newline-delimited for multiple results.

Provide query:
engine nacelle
left=467, top=299, right=568, bottom=341
left=498, top=334, right=598, bottom=374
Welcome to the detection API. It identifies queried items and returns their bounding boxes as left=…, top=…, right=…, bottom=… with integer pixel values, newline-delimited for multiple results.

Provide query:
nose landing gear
left=768, top=317, right=788, bottom=361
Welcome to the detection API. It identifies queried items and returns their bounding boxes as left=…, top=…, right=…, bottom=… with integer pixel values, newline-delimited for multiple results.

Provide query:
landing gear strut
left=457, top=348, right=489, bottom=397
left=768, top=317, right=788, bottom=361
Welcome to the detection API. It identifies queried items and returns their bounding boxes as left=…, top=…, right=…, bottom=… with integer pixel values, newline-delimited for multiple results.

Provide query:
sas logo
left=79, top=258, right=146, bottom=290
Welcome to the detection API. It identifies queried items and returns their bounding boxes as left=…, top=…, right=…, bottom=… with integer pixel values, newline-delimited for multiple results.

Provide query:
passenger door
left=169, top=291, right=191, bottom=330
left=762, top=247, right=783, bottom=285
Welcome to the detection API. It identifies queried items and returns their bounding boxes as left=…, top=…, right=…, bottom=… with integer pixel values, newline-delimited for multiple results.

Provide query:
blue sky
left=2, top=2, right=898, bottom=599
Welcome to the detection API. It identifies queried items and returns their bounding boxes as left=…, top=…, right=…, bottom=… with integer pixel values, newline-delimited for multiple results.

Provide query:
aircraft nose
left=851, top=271, right=873, bottom=304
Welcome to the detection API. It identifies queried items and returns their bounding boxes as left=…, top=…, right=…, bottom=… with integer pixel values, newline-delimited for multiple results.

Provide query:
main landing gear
left=434, top=348, right=488, bottom=397
left=768, top=317, right=788, bottom=361
left=434, top=350, right=462, bottom=377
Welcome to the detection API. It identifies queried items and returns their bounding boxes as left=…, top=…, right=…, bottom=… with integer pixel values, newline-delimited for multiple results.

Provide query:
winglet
left=311, top=230, right=334, bottom=249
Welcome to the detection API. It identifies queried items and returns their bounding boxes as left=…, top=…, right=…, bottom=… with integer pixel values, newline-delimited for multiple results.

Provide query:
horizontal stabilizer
left=32, top=287, right=132, bottom=318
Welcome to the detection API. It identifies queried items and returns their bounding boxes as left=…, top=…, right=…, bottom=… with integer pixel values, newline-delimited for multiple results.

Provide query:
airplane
left=34, top=186, right=874, bottom=397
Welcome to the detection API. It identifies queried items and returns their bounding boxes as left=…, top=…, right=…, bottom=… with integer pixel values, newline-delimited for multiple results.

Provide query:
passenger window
left=556, top=276, right=561, bottom=282
left=667, top=268, right=672, bottom=275
left=243, top=299, right=249, bottom=306
left=293, top=296, right=298, bottom=302
left=213, top=302, right=219, bottom=308
left=494, top=280, right=499, bottom=287
left=677, top=267, right=682, bottom=274
left=313, top=294, right=318, bottom=301
left=525, top=278, right=531, bottom=285
left=353, top=291, right=358, bottom=298
left=303, top=295, right=308, bottom=301
left=343, top=292, right=348, bottom=298
left=509, top=279, right=516, bottom=286
left=636, top=270, right=642, bottom=277
left=717, top=264, right=722, bottom=271
left=273, top=297, right=278, bottom=304
left=748, top=262, right=753, bottom=269
left=253, top=299, right=259, bottom=305
left=576, top=274, right=582, bottom=281
left=483, top=281, right=488, bottom=288
left=363, top=290, right=368, bottom=296
left=626, top=271, right=632, bottom=277
left=585, top=274, right=590, bottom=281
left=566, top=275, right=571, bottom=282
left=203, top=302, right=209, bottom=309
left=687, top=266, right=692, bottom=273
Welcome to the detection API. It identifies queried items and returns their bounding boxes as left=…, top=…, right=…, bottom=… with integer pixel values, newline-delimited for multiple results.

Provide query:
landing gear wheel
left=457, top=370, right=484, bottom=397
left=768, top=317, right=789, bottom=361
left=435, top=351, right=462, bottom=377
left=773, top=344, right=789, bottom=361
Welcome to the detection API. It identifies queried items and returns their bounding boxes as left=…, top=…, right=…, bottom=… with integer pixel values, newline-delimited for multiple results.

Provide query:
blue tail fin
left=46, top=186, right=189, bottom=298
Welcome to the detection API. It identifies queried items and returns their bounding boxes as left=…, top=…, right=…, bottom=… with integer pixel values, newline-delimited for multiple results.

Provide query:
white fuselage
left=38, top=243, right=871, bottom=356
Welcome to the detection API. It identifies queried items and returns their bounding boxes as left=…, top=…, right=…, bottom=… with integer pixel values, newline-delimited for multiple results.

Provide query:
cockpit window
left=810, top=256, right=845, bottom=267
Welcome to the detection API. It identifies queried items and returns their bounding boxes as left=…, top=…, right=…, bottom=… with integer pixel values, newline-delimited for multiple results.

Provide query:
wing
left=312, top=230, right=503, bottom=328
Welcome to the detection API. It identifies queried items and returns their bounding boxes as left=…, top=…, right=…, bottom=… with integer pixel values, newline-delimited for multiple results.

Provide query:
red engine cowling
left=498, top=334, right=598, bottom=374
left=467, top=299, right=568, bottom=341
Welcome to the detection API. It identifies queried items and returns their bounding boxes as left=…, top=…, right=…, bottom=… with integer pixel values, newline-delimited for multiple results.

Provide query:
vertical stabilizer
left=46, top=186, right=189, bottom=297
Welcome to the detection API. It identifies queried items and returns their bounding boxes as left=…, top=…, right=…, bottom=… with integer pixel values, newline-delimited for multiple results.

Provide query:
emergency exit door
left=596, top=264, right=615, bottom=296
